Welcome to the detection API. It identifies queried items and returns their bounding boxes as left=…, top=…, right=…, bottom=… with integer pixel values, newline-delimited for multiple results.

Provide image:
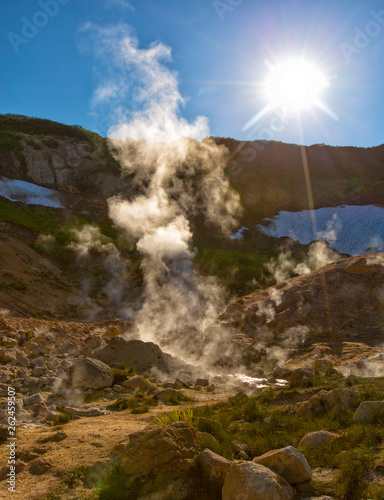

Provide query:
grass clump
left=156, top=408, right=195, bottom=426
left=112, top=364, right=136, bottom=385
left=107, top=393, right=157, bottom=413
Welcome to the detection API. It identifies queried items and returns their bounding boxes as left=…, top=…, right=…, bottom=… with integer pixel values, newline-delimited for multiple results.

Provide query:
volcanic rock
left=94, top=338, right=172, bottom=376
left=70, top=358, right=113, bottom=390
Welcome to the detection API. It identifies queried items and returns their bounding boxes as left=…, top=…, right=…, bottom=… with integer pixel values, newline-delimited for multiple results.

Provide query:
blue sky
left=1, top=0, right=384, bottom=147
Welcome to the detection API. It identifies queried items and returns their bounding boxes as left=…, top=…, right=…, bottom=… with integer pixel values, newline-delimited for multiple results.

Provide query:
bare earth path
left=0, top=394, right=229, bottom=500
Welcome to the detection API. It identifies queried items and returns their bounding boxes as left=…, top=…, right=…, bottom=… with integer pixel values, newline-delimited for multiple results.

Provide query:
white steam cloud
left=69, top=225, right=129, bottom=316
left=267, top=240, right=341, bottom=283
left=81, top=23, right=209, bottom=143
left=84, top=24, right=241, bottom=367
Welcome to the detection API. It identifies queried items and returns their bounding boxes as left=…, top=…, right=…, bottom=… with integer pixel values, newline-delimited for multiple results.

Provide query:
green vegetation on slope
left=184, top=374, right=384, bottom=500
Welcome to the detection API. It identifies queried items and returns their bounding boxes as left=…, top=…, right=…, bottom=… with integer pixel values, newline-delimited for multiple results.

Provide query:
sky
left=1, top=0, right=384, bottom=147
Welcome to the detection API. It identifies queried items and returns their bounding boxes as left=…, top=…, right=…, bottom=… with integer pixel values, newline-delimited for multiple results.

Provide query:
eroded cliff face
left=1, top=133, right=121, bottom=199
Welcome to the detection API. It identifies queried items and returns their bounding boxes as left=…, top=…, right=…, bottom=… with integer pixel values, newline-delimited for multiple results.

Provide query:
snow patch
left=230, top=226, right=249, bottom=240
left=257, top=205, right=384, bottom=256
left=0, top=177, right=63, bottom=208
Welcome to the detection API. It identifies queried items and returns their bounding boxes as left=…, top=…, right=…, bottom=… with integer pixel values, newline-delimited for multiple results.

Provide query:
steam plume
left=85, top=24, right=241, bottom=366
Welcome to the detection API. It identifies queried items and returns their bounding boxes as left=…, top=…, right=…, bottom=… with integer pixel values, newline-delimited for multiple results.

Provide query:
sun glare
left=263, top=59, right=328, bottom=113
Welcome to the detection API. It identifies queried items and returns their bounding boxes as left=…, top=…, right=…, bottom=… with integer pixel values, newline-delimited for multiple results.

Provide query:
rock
left=222, top=461, right=294, bottom=500
left=32, top=403, right=55, bottom=419
left=32, top=356, right=46, bottom=368
left=232, top=440, right=249, bottom=457
left=113, top=384, right=124, bottom=393
left=111, top=422, right=199, bottom=499
left=94, top=338, right=172, bottom=376
left=221, top=254, right=384, bottom=369
left=156, top=388, right=187, bottom=404
left=321, top=388, right=360, bottom=411
left=199, top=449, right=231, bottom=496
left=195, top=378, right=209, bottom=387
left=38, top=431, right=67, bottom=443
left=298, top=431, right=340, bottom=452
left=121, top=376, right=150, bottom=390
left=174, top=378, right=190, bottom=389
left=23, top=393, right=45, bottom=406
left=289, top=368, right=316, bottom=387
left=353, top=401, right=384, bottom=424
left=0, top=460, right=25, bottom=481
left=13, top=356, right=29, bottom=368
left=70, top=357, right=113, bottom=390
left=253, top=445, right=311, bottom=484
left=309, top=358, right=333, bottom=372
left=28, top=457, right=52, bottom=475
left=0, top=348, right=17, bottom=363
left=61, top=406, right=105, bottom=418
left=32, top=366, right=46, bottom=377
left=296, top=388, right=360, bottom=418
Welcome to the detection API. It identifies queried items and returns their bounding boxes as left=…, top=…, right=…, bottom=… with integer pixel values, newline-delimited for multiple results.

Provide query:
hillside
left=215, top=137, right=384, bottom=221
left=0, top=115, right=384, bottom=499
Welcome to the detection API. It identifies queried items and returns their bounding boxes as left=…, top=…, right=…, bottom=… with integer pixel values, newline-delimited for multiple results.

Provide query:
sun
left=263, top=58, right=328, bottom=113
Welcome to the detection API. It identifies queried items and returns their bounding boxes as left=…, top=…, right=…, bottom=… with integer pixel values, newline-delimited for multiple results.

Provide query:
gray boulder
left=222, top=461, right=294, bottom=500
left=353, top=401, right=384, bottom=424
left=94, top=338, right=172, bottom=376
left=200, top=449, right=231, bottom=496
left=298, top=431, right=339, bottom=452
left=253, top=445, right=311, bottom=485
left=70, top=358, right=113, bottom=390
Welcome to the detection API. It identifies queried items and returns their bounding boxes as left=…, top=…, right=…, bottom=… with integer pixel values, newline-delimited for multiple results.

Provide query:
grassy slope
left=156, top=373, right=384, bottom=500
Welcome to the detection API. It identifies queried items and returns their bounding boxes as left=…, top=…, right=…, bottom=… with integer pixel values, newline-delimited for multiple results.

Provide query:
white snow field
left=0, top=177, right=63, bottom=208
left=257, top=205, right=384, bottom=256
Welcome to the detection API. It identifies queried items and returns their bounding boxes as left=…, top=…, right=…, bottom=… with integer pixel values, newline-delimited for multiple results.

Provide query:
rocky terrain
left=0, top=115, right=383, bottom=499
left=0, top=249, right=384, bottom=499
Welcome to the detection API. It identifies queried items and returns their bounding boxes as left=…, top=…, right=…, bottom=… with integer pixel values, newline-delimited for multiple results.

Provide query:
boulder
left=222, top=461, right=294, bottom=500
left=94, top=338, right=172, bottom=376
left=353, top=401, right=384, bottom=424
left=200, top=449, right=231, bottom=496
left=195, top=378, right=209, bottom=387
left=298, top=431, right=340, bottom=452
left=321, top=388, right=360, bottom=411
left=23, top=393, right=45, bottom=406
left=0, top=460, right=25, bottom=481
left=253, top=446, right=311, bottom=485
left=70, top=357, right=113, bottom=390
left=28, top=457, right=52, bottom=475
left=273, top=366, right=292, bottom=380
left=0, top=348, right=17, bottom=364
left=121, top=376, right=150, bottom=390
left=111, top=422, right=200, bottom=499
left=296, top=388, right=359, bottom=418
left=289, top=368, right=316, bottom=387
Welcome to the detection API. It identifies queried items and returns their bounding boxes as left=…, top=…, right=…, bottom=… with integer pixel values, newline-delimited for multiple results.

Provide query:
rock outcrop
left=222, top=254, right=384, bottom=368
